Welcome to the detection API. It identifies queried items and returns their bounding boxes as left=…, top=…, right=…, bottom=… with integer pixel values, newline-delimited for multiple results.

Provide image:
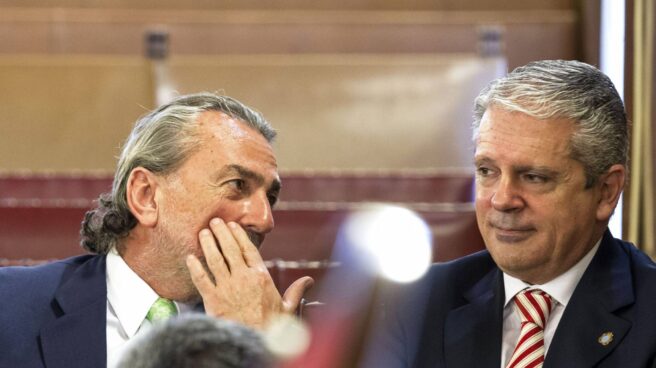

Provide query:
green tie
left=146, top=297, right=177, bottom=323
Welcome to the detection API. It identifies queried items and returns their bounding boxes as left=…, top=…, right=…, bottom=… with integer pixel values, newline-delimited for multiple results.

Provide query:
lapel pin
left=598, top=332, right=614, bottom=346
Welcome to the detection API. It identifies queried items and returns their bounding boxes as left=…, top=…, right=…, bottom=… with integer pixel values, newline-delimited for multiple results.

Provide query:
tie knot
left=513, top=289, right=553, bottom=329
left=146, top=297, right=177, bottom=323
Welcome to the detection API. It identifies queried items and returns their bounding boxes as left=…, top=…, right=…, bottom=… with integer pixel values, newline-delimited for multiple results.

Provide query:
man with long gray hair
left=0, top=93, right=313, bottom=368
left=366, top=60, right=656, bottom=367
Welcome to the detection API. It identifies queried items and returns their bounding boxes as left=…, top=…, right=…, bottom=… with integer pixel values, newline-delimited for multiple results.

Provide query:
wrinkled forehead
left=474, top=107, right=577, bottom=160
left=198, top=111, right=278, bottom=172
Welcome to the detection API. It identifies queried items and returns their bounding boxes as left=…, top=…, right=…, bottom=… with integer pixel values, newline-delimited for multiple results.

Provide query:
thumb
left=281, top=276, right=314, bottom=313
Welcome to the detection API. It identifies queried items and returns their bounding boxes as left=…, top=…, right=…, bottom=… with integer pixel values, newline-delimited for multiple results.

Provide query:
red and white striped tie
left=506, top=289, right=554, bottom=368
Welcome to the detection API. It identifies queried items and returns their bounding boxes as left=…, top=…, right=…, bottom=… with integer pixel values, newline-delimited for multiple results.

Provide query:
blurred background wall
left=0, top=0, right=590, bottom=172
left=6, top=0, right=651, bottom=271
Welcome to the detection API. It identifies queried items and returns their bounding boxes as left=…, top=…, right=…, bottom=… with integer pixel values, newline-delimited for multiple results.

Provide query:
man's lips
left=488, top=223, right=536, bottom=242
left=491, top=225, right=534, bottom=232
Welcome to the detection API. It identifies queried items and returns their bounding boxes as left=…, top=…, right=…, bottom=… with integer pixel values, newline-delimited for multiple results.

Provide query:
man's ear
left=596, top=164, right=626, bottom=222
left=126, top=167, right=160, bottom=228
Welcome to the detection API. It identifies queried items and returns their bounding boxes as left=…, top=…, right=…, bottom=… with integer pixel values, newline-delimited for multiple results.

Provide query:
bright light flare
left=342, top=204, right=433, bottom=283
left=263, top=314, right=311, bottom=359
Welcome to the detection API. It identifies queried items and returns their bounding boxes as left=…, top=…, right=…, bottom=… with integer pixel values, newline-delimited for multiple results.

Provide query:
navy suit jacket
left=368, top=230, right=656, bottom=367
left=0, top=255, right=108, bottom=368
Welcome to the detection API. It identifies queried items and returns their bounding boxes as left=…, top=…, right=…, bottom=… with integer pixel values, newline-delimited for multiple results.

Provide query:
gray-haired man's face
left=153, top=111, right=280, bottom=299
left=473, top=106, right=606, bottom=285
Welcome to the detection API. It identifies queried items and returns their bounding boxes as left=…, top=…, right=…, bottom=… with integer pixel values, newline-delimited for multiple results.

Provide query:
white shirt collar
left=503, top=238, right=602, bottom=307
left=106, top=249, right=160, bottom=338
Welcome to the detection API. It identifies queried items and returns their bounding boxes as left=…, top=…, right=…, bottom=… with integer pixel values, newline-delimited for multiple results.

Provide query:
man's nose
left=241, top=191, right=275, bottom=235
left=490, top=176, right=525, bottom=212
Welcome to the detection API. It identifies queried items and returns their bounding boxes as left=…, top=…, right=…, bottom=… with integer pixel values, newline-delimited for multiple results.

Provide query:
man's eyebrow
left=474, top=157, right=495, bottom=166
left=214, top=164, right=264, bottom=184
left=514, top=165, right=559, bottom=176
left=214, top=164, right=281, bottom=191
left=474, top=158, right=560, bottom=176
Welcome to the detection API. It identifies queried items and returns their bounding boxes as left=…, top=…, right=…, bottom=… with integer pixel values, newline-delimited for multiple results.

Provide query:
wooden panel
left=0, top=202, right=483, bottom=263
left=0, top=1, right=576, bottom=11
left=0, top=258, right=52, bottom=267
left=0, top=56, right=154, bottom=171
left=267, top=260, right=338, bottom=299
left=261, top=203, right=484, bottom=262
left=503, top=22, right=578, bottom=69
left=0, top=174, right=111, bottom=200
left=0, top=171, right=473, bottom=203
left=167, top=54, right=502, bottom=170
left=0, top=8, right=578, bottom=69
left=278, top=171, right=474, bottom=203
left=0, top=54, right=501, bottom=171
left=0, top=206, right=89, bottom=259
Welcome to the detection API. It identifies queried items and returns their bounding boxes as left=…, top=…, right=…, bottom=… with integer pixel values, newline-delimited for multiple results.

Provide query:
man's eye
left=476, top=167, right=492, bottom=176
left=267, top=194, right=278, bottom=206
left=228, top=179, right=246, bottom=191
left=524, top=173, right=548, bottom=183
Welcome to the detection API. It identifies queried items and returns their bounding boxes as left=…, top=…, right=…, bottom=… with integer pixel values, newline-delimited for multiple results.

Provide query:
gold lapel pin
left=598, top=332, right=614, bottom=346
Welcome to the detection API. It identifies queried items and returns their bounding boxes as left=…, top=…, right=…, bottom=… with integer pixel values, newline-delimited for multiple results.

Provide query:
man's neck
left=117, top=237, right=198, bottom=303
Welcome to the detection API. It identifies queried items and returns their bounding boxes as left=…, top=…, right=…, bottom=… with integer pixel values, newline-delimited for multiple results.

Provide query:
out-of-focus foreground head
left=118, top=314, right=272, bottom=368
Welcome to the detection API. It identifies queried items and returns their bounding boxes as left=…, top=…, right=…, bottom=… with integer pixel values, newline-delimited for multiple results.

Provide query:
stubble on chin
left=152, top=225, right=202, bottom=302
left=487, top=239, right=550, bottom=282
left=247, top=230, right=263, bottom=249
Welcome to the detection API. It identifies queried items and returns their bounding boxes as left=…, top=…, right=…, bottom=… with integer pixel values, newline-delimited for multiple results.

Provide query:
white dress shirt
left=500, top=239, right=601, bottom=368
left=105, top=249, right=193, bottom=368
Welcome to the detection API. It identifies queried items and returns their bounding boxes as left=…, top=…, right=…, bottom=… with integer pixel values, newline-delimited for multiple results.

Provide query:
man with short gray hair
left=367, top=60, right=656, bottom=367
left=0, top=93, right=313, bottom=368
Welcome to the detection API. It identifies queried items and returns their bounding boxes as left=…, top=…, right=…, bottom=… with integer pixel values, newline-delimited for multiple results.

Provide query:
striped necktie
left=506, top=289, right=554, bottom=368
left=146, top=297, right=178, bottom=323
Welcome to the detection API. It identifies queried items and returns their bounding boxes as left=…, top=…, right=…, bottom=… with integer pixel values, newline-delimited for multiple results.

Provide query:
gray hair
left=81, top=92, right=275, bottom=254
left=117, top=314, right=272, bottom=368
left=473, top=59, right=628, bottom=188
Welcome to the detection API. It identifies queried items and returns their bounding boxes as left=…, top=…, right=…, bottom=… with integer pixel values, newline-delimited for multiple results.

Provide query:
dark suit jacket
left=367, top=230, right=656, bottom=368
left=0, top=255, right=107, bottom=368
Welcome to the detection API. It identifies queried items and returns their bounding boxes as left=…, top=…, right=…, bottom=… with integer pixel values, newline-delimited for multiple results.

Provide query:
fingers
left=186, top=254, right=217, bottom=296
left=198, top=228, right=230, bottom=279
left=227, top=221, right=265, bottom=268
left=208, top=218, right=246, bottom=270
left=281, top=276, right=315, bottom=314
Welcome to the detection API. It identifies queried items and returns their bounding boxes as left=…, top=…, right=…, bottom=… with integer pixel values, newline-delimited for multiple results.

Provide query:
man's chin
left=486, top=238, right=540, bottom=266
left=180, top=290, right=203, bottom=305
left=177, top=273, right=203, bottom=304
left=487, top=246, right=550, bottom=280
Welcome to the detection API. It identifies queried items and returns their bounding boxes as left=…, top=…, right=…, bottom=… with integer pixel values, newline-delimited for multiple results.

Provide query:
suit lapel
left=444, top=268, right=505, bottom=368
left=545, top=231, right=633, bottom=368
left=40, top=255, right=108, bottom=368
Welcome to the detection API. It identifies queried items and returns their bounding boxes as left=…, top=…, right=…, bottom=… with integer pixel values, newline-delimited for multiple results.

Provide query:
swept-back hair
left=473, top=59, right=628, bottom=187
